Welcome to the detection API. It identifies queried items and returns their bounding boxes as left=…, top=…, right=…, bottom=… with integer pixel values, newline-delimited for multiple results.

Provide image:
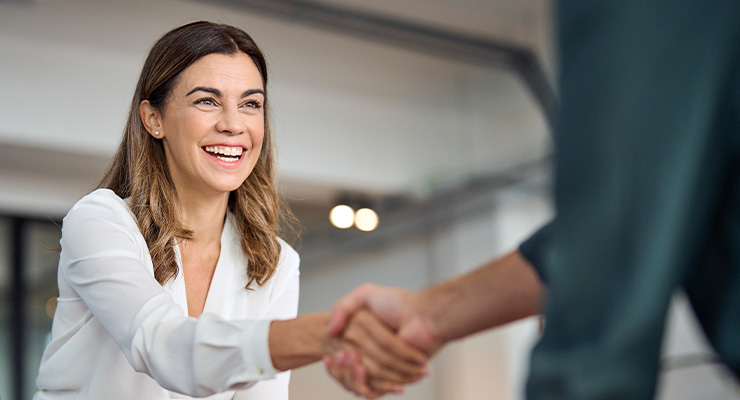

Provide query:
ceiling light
left=354, top=208, right=379, bottom=232
left=329, top=204, right=355, bottom=229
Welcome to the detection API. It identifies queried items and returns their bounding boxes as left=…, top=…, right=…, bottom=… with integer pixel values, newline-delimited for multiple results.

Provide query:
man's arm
left=329, top=249, right=546, bottom=354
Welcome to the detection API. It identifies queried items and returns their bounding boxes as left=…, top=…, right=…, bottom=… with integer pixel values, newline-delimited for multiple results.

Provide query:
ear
left=139, top=100, right=164, bottom=138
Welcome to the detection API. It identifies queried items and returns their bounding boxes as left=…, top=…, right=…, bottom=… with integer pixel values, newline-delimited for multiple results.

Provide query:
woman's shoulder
left=276, top=237, right=300, bottom=270
left=64, top=188, right=136, bottom=228
left=70, top=188, right=128, bottom=209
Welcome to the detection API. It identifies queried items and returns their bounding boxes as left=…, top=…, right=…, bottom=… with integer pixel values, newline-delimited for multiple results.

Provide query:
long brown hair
left=98, top=21, right=287, bottom=288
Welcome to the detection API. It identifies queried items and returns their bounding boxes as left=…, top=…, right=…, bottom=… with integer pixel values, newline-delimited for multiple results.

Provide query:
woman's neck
left=177, top=190, right=229, bottom=246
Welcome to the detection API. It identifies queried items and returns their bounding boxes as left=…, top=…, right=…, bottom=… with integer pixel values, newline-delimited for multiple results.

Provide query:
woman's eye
left=243, top=99, right=263, bottom=110
left=194, top=97, right=218, bottom=107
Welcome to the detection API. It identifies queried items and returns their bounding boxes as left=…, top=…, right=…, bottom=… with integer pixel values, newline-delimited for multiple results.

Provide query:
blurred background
left=0, top=0, right=737, bottom=399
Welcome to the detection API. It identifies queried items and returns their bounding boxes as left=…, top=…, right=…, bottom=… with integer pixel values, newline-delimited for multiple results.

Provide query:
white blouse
left=34, top=189, right=300, bottom=400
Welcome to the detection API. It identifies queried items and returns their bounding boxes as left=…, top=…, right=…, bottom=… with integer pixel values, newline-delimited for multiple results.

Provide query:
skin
left=139, top=53, right=428, bottom=392
left=326, top=249, right=546, bottom=397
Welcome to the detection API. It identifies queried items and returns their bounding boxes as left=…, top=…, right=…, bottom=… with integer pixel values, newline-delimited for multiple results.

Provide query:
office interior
left=0, top=0, right=737, bottom=399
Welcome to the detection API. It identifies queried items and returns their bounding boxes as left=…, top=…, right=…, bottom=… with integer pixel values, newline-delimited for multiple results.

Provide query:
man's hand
left=329, top=284, right=442, bottom=355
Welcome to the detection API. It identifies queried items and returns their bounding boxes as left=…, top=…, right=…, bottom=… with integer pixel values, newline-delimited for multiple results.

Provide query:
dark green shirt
left=519, top=1, right=740, bottom=398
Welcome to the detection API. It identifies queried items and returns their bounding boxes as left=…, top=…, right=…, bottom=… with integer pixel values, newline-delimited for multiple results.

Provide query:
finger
left=356, top=310, right=428, bottom=365
left=324, top=356, right=341, bottom=384
left=349, top=351, right=367, bottom=391
left=347, top=351, right=394, bottom=400
left=340, top=351, right=357, bottom=394
left=329, top=284, right=377, bottom=336
left=326, top=352, right=362, bottom=397
left=342, top=351, right=383, bottom=399
left=344, top=312, right=428, bottom=380
left=324, top=354, right=347, bottom=391
left=349, top=351, right=380, bottom=399
left=358, top=349, right=423, bottom=384
left=368, top=377, right=405, bottom=396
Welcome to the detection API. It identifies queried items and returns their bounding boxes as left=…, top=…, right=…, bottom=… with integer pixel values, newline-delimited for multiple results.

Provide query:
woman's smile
left=202, top=144, right=247, bottom=164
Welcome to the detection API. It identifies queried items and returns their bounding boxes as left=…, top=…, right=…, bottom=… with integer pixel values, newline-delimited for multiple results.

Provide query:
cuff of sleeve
left=242, top=319, right=278, bottom=379
left=518, top=221, right=554, bottom=285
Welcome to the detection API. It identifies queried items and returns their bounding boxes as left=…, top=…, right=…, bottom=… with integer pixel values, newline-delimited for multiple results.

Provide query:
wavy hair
left=98, top=21, right=290, bottom=288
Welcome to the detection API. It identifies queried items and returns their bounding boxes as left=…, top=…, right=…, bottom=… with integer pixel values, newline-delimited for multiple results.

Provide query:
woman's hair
left=98, top=21, right=287, bottom=288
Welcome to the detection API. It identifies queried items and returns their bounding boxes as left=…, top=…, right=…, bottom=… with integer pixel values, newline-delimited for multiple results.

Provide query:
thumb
left=398, top=317, right=442, bottom=357
left=328, top=284, right=377, bottom=336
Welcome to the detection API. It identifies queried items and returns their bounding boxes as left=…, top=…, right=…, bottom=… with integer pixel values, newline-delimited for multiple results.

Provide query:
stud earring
left=154, top=131, right=161, bottom=137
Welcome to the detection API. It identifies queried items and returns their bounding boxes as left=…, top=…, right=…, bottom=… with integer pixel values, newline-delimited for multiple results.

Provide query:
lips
left=203, top=145, right=244, bottom=162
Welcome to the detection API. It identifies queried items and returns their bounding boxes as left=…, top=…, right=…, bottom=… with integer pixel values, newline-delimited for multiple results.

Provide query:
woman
left=34, top=21, right=426, bottom=400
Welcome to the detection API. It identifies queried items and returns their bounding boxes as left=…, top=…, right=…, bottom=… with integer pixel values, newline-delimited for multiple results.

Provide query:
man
left=328, top=1, right=740, bottom=398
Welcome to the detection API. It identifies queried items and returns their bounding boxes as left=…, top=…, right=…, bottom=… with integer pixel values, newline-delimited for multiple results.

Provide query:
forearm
left=269, top=313, right=330, bottom=371
left=421, top=250, right=545, bottom=343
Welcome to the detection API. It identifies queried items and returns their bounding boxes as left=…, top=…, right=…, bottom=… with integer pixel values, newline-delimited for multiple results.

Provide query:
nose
left=215, top=106, right=246, bottom=135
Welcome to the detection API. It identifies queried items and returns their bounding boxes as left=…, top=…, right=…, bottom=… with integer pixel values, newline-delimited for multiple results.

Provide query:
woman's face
left=155, top=52, right=265, bottom=197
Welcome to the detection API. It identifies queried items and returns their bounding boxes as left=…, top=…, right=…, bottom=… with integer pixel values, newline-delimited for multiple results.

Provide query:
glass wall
left=0, top=216, right=61, bottom=400
left=25, top=221, right=62, bottom=398
left=0, top=218, right=11, bottom=400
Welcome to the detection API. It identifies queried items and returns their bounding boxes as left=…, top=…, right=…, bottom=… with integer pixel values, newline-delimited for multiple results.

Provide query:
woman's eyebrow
left=242, top=89, right=265, bottom=98
left=186, top=86, right=222, bottom=97
left=185, top=87, right=264, bottom=98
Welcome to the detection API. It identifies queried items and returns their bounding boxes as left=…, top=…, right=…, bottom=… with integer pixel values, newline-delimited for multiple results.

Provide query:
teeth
left=205, top=146, right=244, bottom=157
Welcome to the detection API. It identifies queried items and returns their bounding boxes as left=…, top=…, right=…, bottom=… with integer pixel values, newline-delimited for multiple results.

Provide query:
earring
left=154, top=131, right=161, bottom=137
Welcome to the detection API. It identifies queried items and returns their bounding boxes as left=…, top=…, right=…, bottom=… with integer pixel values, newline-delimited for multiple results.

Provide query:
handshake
left=323, top=284, right=443, bottom=399
left=320, top=250, right=542, bottom=398
left=271, top=251, right=542, bottom=398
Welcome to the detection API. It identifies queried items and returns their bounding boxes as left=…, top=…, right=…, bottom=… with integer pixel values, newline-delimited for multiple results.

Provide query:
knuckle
left=358, top=283, right=376, bottom=296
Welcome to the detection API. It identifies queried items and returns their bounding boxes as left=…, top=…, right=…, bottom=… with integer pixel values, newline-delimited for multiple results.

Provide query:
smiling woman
left=139, top=53, right=267, bottom=204
left=32, top=21, right=428, bottom=400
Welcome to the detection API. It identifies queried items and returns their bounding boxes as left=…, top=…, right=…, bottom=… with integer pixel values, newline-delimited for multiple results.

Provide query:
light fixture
left=354, top=208, right=379, bottom=231
left=330, top=194, right=381, bottom=231
left=329, top=204, right=355, bottom=229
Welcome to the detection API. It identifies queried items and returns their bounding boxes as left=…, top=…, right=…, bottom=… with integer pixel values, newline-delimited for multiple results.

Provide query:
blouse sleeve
left=59, top=190, right=277, bottom=397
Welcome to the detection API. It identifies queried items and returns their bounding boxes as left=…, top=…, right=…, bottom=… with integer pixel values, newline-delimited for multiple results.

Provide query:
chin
left=218, top=183, right=246, bottom=194
left=212, top=173, right=252, bottom=194
left=226, top=179, right=251, bottom=193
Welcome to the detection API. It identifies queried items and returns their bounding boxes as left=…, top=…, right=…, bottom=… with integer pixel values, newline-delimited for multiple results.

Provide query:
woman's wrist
left=269, top=313, right=331, bottom=371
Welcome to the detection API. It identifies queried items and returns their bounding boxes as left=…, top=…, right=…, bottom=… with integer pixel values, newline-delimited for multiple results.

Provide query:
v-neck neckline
left=169, top=213, right=234, bottom=318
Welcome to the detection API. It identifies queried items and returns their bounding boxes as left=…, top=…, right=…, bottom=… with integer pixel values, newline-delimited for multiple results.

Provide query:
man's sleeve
left=518, top=220, right=554, bottom=285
